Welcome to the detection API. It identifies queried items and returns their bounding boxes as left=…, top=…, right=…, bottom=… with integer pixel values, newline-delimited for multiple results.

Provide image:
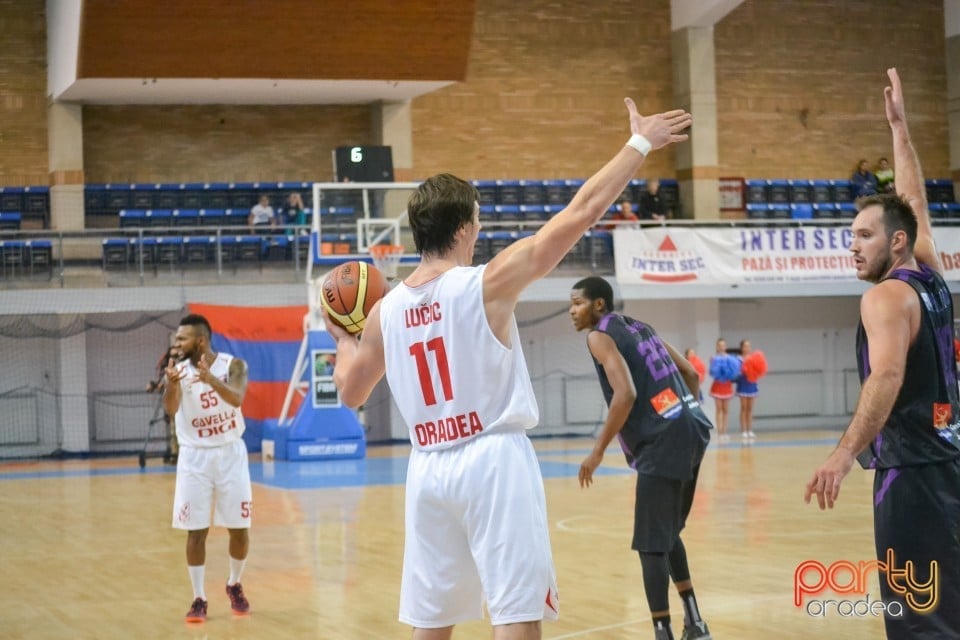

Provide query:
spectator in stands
left=601, top=199, right=640, bottom=230
left=875, top=157, right=895, bottom=193
left=248, top=194, right=276, bottom=231
left=638, top=179, right=669, bottom=220
left=850, top=159, right=879, bottom=200
left=282, top=192, right=306, bottom=236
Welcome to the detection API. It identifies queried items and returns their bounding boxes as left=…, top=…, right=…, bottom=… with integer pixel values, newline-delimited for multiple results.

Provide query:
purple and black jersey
left=856, top=263, right=960, bottom=469
left=591, top=313, right=711, bottom=480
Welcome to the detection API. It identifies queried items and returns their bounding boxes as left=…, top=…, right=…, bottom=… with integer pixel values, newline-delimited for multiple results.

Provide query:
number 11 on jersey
left=409, top=337, right=454, bottom=406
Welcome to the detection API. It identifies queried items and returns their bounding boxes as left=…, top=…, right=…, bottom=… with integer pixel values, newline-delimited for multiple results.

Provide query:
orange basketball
left=320, top=261, right=389, bottom=334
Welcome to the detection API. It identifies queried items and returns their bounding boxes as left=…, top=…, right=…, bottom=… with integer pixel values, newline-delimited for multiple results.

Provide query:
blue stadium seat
left=564, top=179, right=585, bottom=203
left=812, top=180, right=832, bottom=204
left=131, top=184, right=156, bottom=209
left=929, top=202, right=947, bottom=220
left=198, top=209, right=227, bottom=227
left=788, top=179, right=812, bottom=203
left=154, top=236, right=183, bottom=267
left=767, top=180, right=790, bottom=204
left=102, top=238, right=130, bottom=268
left=543, top=180, right=567, bottom=205
left=769, top=203, right=791, bottom=219
left=155, top=184, right=180, bottom=210
left=0, top=240, right=25, bottom=276
left=496, top=180, right=522, bottom=205
left=104, top=185, right=132, bottom=212
left=118, top=209, right=146, bottom=228
left=927, top=179, right=956, bottom=203
left=831, top=180, right=852, bottom=203
left=0, top=187, right=24, bottom=212
left=479, top=204, right=497, bottom=222
left=745, top=203, right=769, bottom=220
left=25, top=239, right=52, bottom=278
left=0, top=212, right=21, bottom=230
left=519, top=205, right=549, bottom=221
left=221, top=209, right=246, bottom=227
left=494, top=205, right=522, bottom=222
left=812, top=203, right=838, bottom=219
left=23, top=186, right=49, bottom=224
left=142, top=209, right=174, bottom=227
left=658, top=179, right=680, bottom=213
left=628, top=178, right=648, bottom=204
left=836, top=202, right=857, bottom=218
left=183, top=235, right=216, bottom=263
left=519, top=180, right=546, bottom=205
left=790, top=203, right=813, bottom=219
left=472, top=180, right=498, bottom=205
left=172, top=209, right=200, bottom=226
left=943, top=203, right=960, bottom=218
left=745, top=180, right=767, bottom=204
left=220, top=235, right=265, bottom=265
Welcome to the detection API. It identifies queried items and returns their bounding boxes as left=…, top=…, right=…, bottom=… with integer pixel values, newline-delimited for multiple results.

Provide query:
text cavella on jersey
left=190, top=408, right=240, bottom=439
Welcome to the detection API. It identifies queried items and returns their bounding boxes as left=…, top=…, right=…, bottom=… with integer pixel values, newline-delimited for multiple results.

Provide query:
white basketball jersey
left=174, top=353, right=247, bottom=448
left=379, top=265, right=539, bottom=451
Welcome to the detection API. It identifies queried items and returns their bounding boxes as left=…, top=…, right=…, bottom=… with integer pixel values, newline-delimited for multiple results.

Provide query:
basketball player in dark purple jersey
left=805, top=69, right=960, bottom=639
left=570, top=276, right=712, bottom=640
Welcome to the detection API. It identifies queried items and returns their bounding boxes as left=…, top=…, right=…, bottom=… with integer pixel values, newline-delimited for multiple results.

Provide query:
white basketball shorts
left=172, top=440, right=252, bottom=530
left=399, top=430, right=559, bottom=628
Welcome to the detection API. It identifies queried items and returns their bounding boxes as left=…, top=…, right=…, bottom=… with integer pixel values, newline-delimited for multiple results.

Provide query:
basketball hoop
left=369, top=244, right=404, bottom=279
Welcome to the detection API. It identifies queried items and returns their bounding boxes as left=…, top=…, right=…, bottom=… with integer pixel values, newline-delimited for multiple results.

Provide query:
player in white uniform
left=163, top=314, right=253, bottom=623
left=324, top=101, right=691, bottom=640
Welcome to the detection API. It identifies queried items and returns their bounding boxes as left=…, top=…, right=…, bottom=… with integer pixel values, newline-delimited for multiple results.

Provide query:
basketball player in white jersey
left=163, top=314, right=253, bottom=623
left=324, top=100, right=691, bottom=640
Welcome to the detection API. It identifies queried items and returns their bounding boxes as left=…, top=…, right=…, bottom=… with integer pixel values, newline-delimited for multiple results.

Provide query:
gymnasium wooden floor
left=0, top=431, right=889, bottom=639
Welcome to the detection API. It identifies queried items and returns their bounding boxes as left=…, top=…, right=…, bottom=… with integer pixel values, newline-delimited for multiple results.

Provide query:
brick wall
left=409, top=0, right=677, bottom=181
left=82, top=105, right=373, bottom=184
left=0, top=0, right=48, bottom=185
left=715, top=0, right=948, bottom=179
left=0, top=0, right=950, bottom=186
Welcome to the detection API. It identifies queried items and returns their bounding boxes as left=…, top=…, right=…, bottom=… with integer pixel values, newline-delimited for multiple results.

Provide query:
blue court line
left=0, top=437, right=840, bottom=487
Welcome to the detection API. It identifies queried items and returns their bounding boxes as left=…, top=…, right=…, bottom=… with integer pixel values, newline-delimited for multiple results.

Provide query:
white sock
left=228, top=557, right=247, bottom=586
left=188, top=565, right=206, bottom=600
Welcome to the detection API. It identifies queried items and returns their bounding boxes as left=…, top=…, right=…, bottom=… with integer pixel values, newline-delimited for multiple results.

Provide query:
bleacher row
left=101, top=234, right=313, bottom=271
left=0, top=239, right=53, bottom=278
left=744, top=178, right=958, bottom=219
left=1, top=177, right=957, bottom=230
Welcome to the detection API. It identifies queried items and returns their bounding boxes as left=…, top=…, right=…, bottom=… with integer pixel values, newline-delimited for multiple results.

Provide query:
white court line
left=546, top=593, right=785, bottom=639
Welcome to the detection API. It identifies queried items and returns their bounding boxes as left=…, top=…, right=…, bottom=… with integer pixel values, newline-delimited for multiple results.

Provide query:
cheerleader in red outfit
left=684, top=347, right=706, bottom=397
left=708, top=338, right=740, bottom=443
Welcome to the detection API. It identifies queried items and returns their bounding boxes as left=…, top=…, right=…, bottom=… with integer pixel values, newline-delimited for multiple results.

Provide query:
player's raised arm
left=885, top=67, right=940, bottom=273
left=484, top=101, right=691, bottom=307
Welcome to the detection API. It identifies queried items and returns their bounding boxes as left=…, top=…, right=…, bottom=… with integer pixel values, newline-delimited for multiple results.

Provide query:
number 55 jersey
left=174, top=353, right=247, bottom=448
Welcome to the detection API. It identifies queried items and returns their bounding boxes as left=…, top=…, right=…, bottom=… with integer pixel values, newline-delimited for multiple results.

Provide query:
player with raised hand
left=804, top=68, right=960, bottom=638
left=323, top=99, right=691, bottom=639
left=164, top=313, right=253, bottom=623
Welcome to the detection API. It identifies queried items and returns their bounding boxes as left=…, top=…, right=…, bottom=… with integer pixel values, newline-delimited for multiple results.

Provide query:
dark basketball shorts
left=873, top=459, right=960, bottom=639
left=632, top=465, right=700, bottom=553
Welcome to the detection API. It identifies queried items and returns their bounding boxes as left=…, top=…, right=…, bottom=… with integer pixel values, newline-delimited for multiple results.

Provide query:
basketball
left=320, top=261, right=389, bottom=334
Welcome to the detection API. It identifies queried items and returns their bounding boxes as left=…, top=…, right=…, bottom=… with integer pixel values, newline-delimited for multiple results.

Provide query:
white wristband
left=626, top=134, right=652, bottom=157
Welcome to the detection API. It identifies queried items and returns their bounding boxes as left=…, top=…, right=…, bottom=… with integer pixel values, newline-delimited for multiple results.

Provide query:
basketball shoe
left=226, top=582, right=250, bottom=614
left=184, top=598, right=207, bottom=623
left=681, top=620, right=712, bottom=640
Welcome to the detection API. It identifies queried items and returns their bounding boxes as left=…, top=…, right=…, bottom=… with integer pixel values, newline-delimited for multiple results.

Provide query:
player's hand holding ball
left=320, top=261, right=389, bottom=336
